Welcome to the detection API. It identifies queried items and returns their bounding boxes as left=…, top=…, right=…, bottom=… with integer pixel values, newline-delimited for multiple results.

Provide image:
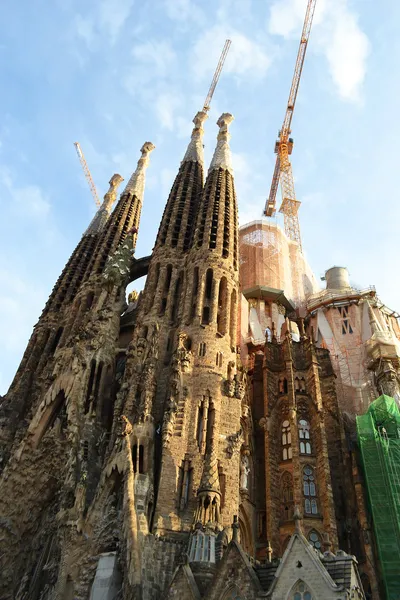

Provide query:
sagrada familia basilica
left=0, top=109, right=400, bottom=599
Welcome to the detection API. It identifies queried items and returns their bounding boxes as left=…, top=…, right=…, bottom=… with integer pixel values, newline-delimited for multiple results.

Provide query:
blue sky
left=0, top=0, right=399, bottom=394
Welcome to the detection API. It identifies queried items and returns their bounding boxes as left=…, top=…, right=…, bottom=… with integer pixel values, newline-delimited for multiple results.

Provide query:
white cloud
left=72, top=0, right=134, bottom=49
left=99, top=0, right=134, bottom=43
left=155, top=93, right=183, bottom=131
left=163, top=0, right=205, bottom=24
left=268, top=0, right=369, bottom=102
left=0, top=166, right=50, bottom=219
left=131, top=40, right=176, bottom=75
left=192, top=25, right=271, bottom=82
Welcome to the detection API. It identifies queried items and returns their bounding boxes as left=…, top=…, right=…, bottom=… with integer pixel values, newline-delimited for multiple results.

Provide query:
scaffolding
left=239, top=220, right=319, bottom=310
left=357, top=395, right=400, bottom=600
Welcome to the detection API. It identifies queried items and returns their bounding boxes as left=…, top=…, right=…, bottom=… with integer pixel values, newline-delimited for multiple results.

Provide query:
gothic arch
left=30, top=372, right=75, bottom=446
left=221, top=585, right=244, bottom=600
left=286, top=579, right=316, bottom=600
left=239, top=503, right=254, bottom=556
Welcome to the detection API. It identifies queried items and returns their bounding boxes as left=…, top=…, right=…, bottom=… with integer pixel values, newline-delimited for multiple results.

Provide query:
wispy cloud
left=163, top=0, right=205, bottom=25
left=192, top=25, right=271, bottom=82
left=268, top=0, right=370, bottom=102
left=0, top=166, right=51, bottom=220
left=73, top=0, right=134, bottom=48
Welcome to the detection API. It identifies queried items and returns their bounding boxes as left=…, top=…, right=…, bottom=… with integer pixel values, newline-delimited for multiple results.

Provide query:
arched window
left=222, top=587, right=243, bottom=600
left=303, top=466, right=318, bottom=515
left=291, top=580, right=313, bottom=600
left=216, top=351, right=223, bottom=367
left=278, top=377, right=288, bottom=394
left=298, top=419, right=312, bottom=455
left=281, top=471, right=294, bottom=521
left=308, top=530, right=322, bottom=551
left=282, top=420, right=292, bottom=461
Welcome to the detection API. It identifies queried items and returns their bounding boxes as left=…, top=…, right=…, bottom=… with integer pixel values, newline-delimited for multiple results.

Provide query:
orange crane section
left=264, top=0, right=317, bottom=252
left=203, top=39, right=231, bottom=112
left=74, top=142, right=101, bottom=208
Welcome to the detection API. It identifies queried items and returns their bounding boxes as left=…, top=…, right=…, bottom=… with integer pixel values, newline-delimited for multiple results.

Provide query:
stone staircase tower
left=152, top=113, right=243, bottom=538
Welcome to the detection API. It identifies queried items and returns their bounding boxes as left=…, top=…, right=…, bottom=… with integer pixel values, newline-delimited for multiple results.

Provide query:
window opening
left=303, top=466, right=318, bottom=515
left=229, top=289, right=237, bottom=349
left=216, top=352, right=223, bottom=367
left=138, top=445, right=144, bottom=474
left=50, top=327, right=64, bottom=354
left=85, top=360, right=96, bottom=413
left=282, top=420, right=292, bottom=460
left=281, top=471, right=294, bottom=521
left=190, top=267, right=199, bottom=321
left=199, top=342, right=206, bottom=357
left=298, top=419, right=312, bottom=454
left=132, top=444, right=137, bottom=473
left=217, top=277, right=228, bottom=335
left=308, top=530, right=322, bottom=551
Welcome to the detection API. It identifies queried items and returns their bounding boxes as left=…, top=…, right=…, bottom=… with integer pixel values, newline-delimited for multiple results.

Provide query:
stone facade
left=0, top=111, right=391, bottom=600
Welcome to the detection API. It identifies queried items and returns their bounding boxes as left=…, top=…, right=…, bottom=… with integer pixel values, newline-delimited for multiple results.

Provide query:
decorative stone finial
left=209, top=113, right=234, bottom=174
left=84, top=173, right=124, bottom=235
left=122, top=141, right=155, bottom=198
left=182, top=111, right=208, bottom=164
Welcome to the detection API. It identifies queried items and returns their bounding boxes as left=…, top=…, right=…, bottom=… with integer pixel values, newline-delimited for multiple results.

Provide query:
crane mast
left=264, top=0, right=317, bottom=252
left=203, top=39, right=231, bottom=112
left=74, top=142, right=101, bottom=208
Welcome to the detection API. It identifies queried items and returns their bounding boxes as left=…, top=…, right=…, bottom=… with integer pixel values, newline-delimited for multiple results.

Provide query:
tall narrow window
left=202, top=269, right=213, bottom=325
left=85, top=360, right=96, bottom=413
left=171, top=271, right=183, bottom=323
left=282, top=420, right=292, bottom=461
left=303, top=466, right=318, bottom=515
left=50, top=327, right=64, bottom=354
left=86, top=291, right=94, bottom=310
left=229, top=289, right=237, bottom=349
left=148, top=263, right=160, bottom=310
left=199, top=342, right=206, bottom=357
left=298, top=419, right=312, bottom=455
left=218, top=462, right=226, bottom=509
left=138, top=445, right=144, bottom=474
left=281, top=471, right=294, bottom=521
left=132, top=444, right=137, bottom=473
left=92, top=361, right=104, bottom=411
left=338, top=305, right=353, bottom=334
left=206, top=402, right=215, bottom=451
left=217, top=277, right=228, bottom=335
left=190, top=267, right=199, bottom=322
left=178, top=458, right=192, bottom=510
left=216, top=352, right=223, bottom=367
left=160, top=264, right=173, bottom=316
left=278, top=377, right=288, bottom=394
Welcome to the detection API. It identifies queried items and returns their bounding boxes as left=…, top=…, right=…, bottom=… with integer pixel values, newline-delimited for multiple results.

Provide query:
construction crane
left=74, top=142, right=101, bottom=208
left=264, top=0, right=317, bottom=251
left=203, top=39, right=231, bottom=112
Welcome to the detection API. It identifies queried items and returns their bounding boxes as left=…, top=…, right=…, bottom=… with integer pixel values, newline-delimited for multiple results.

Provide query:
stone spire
left=182, top=111, right=208, bottom=164
left=154, top=111, right=207, bottom=252
left=191, top=113, right=238, bottom=270
left=86, top=142, right=155, bottom=278
left=122, top=142, right=155, bottom=199
left=208, top=112, right=234, bottom=174
left=84, top=173, right=124, bottom=235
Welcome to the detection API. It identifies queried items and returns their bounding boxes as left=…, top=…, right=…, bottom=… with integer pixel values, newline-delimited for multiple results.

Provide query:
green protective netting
left=357, top=395, right=400, bottom=600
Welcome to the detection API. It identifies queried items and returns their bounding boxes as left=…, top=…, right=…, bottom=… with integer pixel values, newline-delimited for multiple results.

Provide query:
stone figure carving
left=177, top=331, right=192, bottom=372
left=240, top=454, right=250, bottom=490
left=225, top=361, right=236, bottom=397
